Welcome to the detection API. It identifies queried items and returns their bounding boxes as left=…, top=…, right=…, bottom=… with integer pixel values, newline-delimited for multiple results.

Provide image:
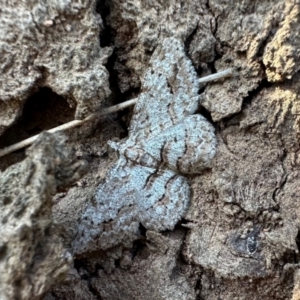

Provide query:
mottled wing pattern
left=125, top=114, right=216, bottom=174
left=128, top=37, right=200, bottom=140
left=73, top=37, right=217, bottom=255
left=74, top=158, right=190, bottom=254
left=118, top=38, right=216, bottom=173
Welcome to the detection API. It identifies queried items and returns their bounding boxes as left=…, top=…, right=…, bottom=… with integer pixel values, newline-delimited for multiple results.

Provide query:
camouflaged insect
left=74, top=37, right=216, bottom=254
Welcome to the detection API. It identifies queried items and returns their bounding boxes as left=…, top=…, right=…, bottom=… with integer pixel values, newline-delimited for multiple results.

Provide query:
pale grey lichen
left=73, top=38, right=216, bottom=254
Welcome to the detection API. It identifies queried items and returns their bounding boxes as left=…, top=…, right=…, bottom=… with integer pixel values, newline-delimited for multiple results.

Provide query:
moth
left=74, top=37, right=217, bottom=254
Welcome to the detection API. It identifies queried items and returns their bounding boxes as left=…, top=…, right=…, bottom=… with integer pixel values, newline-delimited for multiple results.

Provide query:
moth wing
left=73, top=159, right=190, bottom=254
left=128, top=37, right=200, bottom=140
left=127, top=114, right=216, bottom=174
left=138, top=167, right=191, bottom=231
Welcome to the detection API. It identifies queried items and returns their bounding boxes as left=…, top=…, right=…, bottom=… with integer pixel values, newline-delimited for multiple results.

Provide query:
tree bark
left=1, top=0, right=300, bottom=299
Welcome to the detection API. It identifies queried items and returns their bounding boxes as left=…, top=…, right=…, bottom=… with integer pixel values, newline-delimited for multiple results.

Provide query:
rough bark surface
left=0, top=132, right=86, bottom=300
left=0, top=0, right=111, bottom=135
left=1, top=0, right=300, bottom=299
